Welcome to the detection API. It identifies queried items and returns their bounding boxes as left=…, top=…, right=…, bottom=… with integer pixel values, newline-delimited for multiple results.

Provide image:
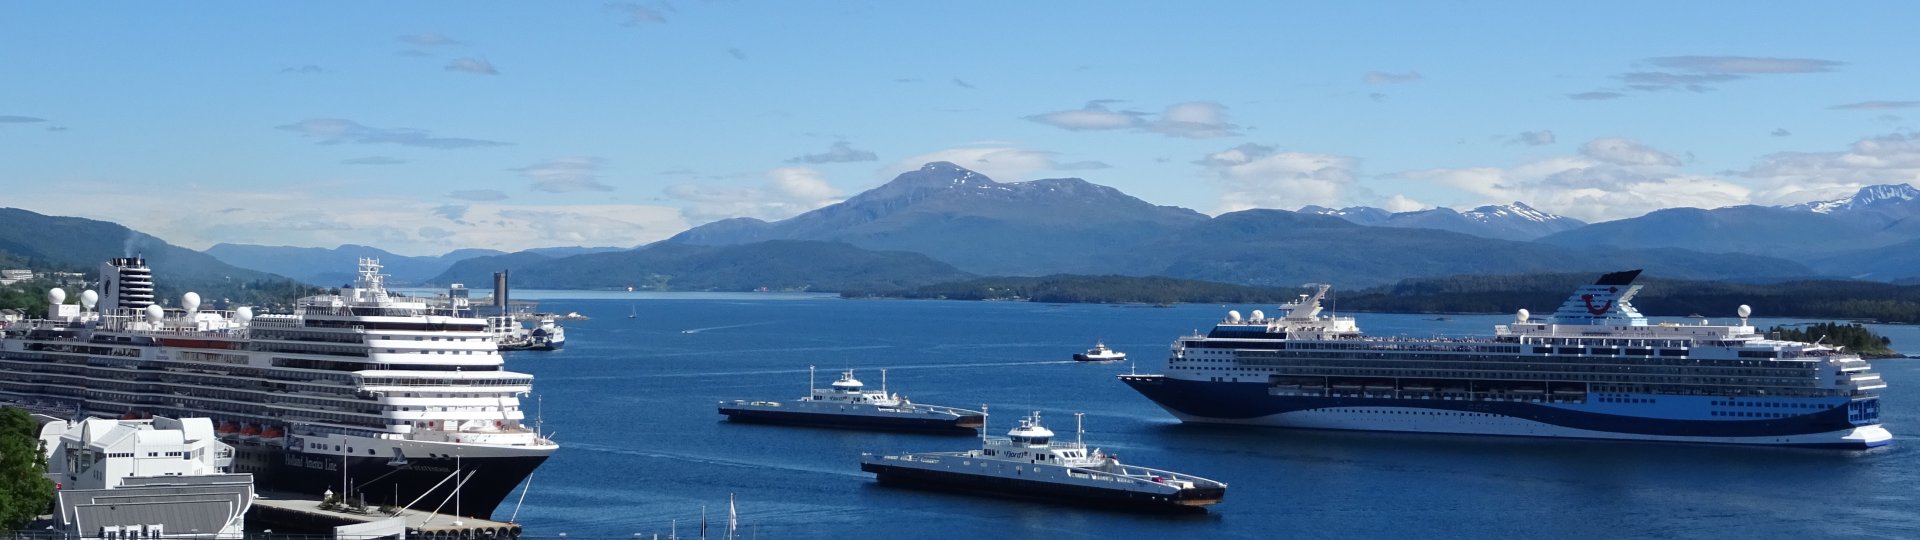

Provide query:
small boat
left=628, top=305, right=637, bottom=319
left=861, top=411, right=1228, bottom=513
left=720, top=367, right=985, bottom=434
left=1073, top=341, right=1127, bottom=362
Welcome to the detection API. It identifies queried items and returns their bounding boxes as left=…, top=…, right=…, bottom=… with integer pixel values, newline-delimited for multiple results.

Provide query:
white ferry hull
left=1164, top=406, right=1893, bottom=449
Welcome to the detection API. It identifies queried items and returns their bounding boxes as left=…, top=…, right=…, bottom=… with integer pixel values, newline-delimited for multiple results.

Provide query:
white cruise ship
left=0, top=257, right=556, bottom=518
left=1120, top=270, right=1891, bottom=448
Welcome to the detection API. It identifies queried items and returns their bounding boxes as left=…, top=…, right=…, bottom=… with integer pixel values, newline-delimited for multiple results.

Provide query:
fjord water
left=497, top=294, right=1919, bottom=539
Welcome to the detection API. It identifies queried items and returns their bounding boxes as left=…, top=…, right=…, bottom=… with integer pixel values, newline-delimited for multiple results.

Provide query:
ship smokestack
left=493, top=270, right=509, bottom=310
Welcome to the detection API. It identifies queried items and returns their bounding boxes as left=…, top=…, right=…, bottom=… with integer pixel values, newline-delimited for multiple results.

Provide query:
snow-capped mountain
left=1299, top=202, right=1585, bottom=240
left=1785, top=184, right=1920, bottom=215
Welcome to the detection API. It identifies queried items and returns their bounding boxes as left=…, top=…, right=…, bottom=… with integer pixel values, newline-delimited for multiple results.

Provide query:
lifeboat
left=261, top=425, right=285, bottom=441
left=216, top=421, right=239, bottom=435
left=239, top=424, right=261, bottom=439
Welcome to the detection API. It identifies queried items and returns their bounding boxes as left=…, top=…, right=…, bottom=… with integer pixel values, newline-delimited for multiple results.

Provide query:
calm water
left=492, top=295, right=1920, bottom=539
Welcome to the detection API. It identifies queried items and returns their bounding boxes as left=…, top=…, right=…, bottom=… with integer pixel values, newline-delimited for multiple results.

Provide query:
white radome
left=1516, top=308, right=1530, bottom=323
left=1251, top=309, right=1265, bottom=321
left=80, top=290, right=99, bottom=309
left=1227, top=310, right=1242, bottom=323
left=47, top=288, right=66, bottom=305
left=144, top=304, right=164, bottom=322
left=235, top=306, right=254, bottom=323
left=182, top=292, right=202, bottom=314
left=1737, top=304, right=1752, bottom=318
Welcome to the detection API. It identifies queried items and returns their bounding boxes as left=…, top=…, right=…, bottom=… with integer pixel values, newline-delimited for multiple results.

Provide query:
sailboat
left=628, top=305, right=638, bottom=319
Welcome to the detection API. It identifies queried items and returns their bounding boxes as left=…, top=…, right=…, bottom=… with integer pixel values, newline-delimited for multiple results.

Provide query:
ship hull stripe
left=860, top=462, right=1220, bottom=513
left=719, top=407, right=980, bottom=434
left=1121, top=376, right=1889, bottom=447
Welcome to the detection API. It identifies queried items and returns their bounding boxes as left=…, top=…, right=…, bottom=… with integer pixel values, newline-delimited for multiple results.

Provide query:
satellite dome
left=1737, top=305, right=1752, bottom=318
left=1251, top=309, right=1266, bottom=321
left=182, top=292, right=202, bottom=314
left=1227, top=310, right=1242, bottom=323
left=235, top=306, right=255, bottom=323
left=47, top=288, right=66, bottom=305
left=144, top=304, right=164, bottom=322
left=80, top=290, right=99, bottom=310
left=1516, top=308, right=1530, bottom=323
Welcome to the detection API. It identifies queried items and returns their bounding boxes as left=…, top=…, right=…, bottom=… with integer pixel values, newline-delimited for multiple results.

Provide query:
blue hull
left=1119, top=375, right=1885, bottom=448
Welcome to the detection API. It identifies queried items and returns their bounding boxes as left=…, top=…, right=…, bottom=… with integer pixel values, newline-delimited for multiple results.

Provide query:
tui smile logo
left=1581, top=293, right=1614, bottom=315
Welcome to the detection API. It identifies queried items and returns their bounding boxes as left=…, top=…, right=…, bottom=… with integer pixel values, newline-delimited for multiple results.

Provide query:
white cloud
left=883, top=145, right=1060, bottom=183
left=1512, top=130, right=1556, bottom=146
left=665, top=166, right=843, bottom=223
left=1401, top=138, right=1747, bottom=222
left=1364, top=71, right=1423, bottom=84
left=445, top=58, right=498, bottom=75
left=398, top=32, right=463, bottom=48
left=1023, top=101, right=1143, bottom=131
left=1741, top=131, right=1920, bottom=205
left=606, top=2, right=671, bottom=25
left=787, top=141, right=877, bottom=163
left=1025, top=101, right=1239, bottom=138
left=1381, top=194, right=1428, bottom=212
left=275, top=118, right=509, bottom=149
left=1646, top=56, right=1843, bottom=74
left=1830, top=101, right=1920, bottom=111
left=1580, top=137, right=1681, bottom=166
left=515, top=157, right=615, bottom=193
left=1197, top=143, right=1360, bottom=213
left=1146, top=102, right=1240, bottom=138
left=16, top=185, right=684, bottom=255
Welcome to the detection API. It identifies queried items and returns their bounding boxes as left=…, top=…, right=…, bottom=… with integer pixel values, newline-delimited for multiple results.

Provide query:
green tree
left=0, top=407, right=55, bottom=531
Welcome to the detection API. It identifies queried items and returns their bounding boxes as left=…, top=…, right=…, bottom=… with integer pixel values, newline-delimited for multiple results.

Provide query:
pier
left=250, top=492, right=521, bottom=540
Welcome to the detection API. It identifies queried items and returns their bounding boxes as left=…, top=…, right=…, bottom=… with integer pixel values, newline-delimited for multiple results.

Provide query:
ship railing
left=911, top=404, right=985, bottom=416
left=1071, top=461, right=1227, bottom=490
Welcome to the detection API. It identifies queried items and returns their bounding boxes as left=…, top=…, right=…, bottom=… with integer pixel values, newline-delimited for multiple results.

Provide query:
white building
left=37, top=416, right=254, bottom=540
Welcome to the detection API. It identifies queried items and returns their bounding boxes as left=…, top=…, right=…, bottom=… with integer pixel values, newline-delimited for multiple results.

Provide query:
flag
left=727, top=493, right=738, bottom=540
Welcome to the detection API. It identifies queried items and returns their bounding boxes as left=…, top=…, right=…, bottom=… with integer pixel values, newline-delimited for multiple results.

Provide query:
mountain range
left=203, top=243, right=626, bottom=286
left=0, top=207, right=306, bottom=305
left=1298, top=201, right=1585, bottom=240
left=14, top=164, right=1920, bottom=296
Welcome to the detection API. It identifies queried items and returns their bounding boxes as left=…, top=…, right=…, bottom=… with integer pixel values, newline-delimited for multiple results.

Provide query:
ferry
left=860, top=410, right=1228, bottom=512
left=1073, top=341, right=1127, bottom=362
left=719, top=368, right=984, bottom=434
left=1119, top=271, right=1891, bottom=448
left=0, top=257, right=556, bottom=518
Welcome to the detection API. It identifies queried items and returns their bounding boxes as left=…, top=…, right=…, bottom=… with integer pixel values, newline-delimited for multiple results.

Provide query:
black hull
left=861, top=463, right=1222, bottom=514
left=251, top=444, right=548, bottom=519
left=719, top=407, right=981, bottom=435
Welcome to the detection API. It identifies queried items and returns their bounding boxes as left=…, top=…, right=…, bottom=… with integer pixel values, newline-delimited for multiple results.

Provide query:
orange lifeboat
left=239, top=424, right=261, bottom=438
left=261, top=425, right=285, bottom=440
left=217, top=421, right=239, bottom=435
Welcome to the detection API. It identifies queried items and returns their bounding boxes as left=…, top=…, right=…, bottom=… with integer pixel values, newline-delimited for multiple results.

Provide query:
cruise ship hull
left=266, top=448, right=549, bottom=518
left=1120, top=376, right=1892, bottom=449
left=861, top=462, right=1222, bottom=513
left=719, top=405, right=982, bottom=434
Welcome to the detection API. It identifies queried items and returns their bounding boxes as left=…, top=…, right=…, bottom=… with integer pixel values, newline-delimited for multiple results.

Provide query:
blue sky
left=3, top=1, right=1916, bottom=255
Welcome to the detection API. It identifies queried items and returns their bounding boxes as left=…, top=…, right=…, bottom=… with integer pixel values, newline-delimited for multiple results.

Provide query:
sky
left=3, top=1, right=1918, bottom=256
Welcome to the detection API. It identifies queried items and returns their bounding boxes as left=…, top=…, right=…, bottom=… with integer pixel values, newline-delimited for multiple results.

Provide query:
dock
left=250, top=491, right=522, bottom=540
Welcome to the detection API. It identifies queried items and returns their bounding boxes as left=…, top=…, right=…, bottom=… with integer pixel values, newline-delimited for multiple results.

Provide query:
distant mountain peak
left=1787, top=183, right=1920, bottom=214
left=1463, top=201, right=1565, bottom=224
